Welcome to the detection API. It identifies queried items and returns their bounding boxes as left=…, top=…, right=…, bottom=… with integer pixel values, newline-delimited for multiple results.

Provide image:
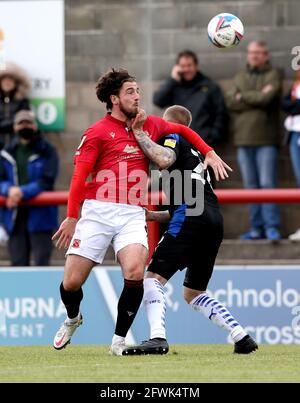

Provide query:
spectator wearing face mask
left=0, top=110, right=59, bottom=266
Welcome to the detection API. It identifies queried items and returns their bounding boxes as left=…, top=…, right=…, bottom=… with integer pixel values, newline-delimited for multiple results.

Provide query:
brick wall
left=58, top=0, right=300, bottom=237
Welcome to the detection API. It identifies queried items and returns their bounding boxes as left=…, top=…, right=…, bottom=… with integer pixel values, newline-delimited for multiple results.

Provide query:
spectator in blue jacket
left=0, top=110, right=59, bottom=266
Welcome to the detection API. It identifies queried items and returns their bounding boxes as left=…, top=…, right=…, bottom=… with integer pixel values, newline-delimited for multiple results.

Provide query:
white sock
left=144, top=278, right=167, bottom=339
left=65, top=312, right=81, bottom=325
left=112, top=334, right=125, bottom=345
left=190, top=293, right=247, bottom=343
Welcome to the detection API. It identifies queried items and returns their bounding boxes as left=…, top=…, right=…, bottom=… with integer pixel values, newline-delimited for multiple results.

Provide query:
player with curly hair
left=52, top=69, right=231, bottom=355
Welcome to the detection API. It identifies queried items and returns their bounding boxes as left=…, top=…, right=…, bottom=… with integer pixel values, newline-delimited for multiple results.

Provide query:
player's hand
left=203, top=150, right=233, bottom=181
left=171, top=65, right=182, bottom=81
left=52, top=217, right=77, bottom=249
left=131, top=109, right=147, bottom=133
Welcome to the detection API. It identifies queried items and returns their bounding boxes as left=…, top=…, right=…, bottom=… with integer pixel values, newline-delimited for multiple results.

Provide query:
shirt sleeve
left=67, top=160, right=94, bottom=219
left=149, top=115, right=213, bottom=155
left=159, top=133, right=180, bottom=159
left=74, top=127, right=101, bottom=165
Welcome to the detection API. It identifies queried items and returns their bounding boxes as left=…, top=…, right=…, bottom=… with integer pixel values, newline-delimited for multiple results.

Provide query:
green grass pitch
left=0, top=345, right=299, bottom=383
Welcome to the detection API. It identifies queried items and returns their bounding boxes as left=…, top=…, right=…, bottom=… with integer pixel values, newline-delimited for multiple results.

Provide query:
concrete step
left=216, top=239, right=300, bottom=265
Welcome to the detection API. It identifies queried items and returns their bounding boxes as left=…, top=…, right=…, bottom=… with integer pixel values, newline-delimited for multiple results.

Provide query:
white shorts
left=66, top=200, right=148, bottom=264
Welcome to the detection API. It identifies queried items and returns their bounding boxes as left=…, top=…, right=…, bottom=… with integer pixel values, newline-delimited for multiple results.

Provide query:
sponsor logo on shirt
left=123, top=145, right=140, bottom=154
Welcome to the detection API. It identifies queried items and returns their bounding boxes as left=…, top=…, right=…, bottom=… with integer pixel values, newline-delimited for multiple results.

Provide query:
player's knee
left=183, top=288, right=205, bottom=304
left=63, top=277, right=83, bottom=292
left=124, top=266, right=144, bottom=281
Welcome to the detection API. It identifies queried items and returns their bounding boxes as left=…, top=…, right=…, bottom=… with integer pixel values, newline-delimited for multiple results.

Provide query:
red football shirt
left=68, top=113, right=213, bottom=218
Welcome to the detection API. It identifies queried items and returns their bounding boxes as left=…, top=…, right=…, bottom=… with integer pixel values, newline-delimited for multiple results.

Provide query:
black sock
left=115, top=279, right=144, bottom=337
left=60, top=282, right=83, bottom=319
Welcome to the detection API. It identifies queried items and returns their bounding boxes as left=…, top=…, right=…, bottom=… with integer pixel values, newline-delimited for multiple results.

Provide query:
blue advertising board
left=0, top=266, right=300, bottom=345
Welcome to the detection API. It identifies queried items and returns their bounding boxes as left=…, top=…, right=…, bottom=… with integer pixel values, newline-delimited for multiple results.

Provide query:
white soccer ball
left=207, top=13, right=244, bottom=48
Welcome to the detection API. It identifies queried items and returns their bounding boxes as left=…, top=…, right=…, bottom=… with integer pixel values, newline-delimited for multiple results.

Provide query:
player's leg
left=109, top=243, right=148, bottom=355
left=123, top=232, right=185, bottom=355
left=54, top=200, right=114, bottom=350
left=144, top=272, right=168, bottom=340
left=184, top=285, right=258, bottom=354
left=124, top=271, right=170, bottom=355
left=53, top=254, right=95, bottom=350
left=108, top=206, right=149, bottom=355
left=183, top=212, right=258, bottom=354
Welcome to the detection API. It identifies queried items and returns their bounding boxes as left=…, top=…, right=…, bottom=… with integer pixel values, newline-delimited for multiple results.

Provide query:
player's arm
left=161, top=122, right=233, bottom=180
left=133, top=129, right=177, bottom=169
left=137, top=112, right=232, bottom=181
left=52, top=129, right=98, bottom=249
left=144, top=207, right=171, bottom=223
left=52, top=161, right=93, bottom=249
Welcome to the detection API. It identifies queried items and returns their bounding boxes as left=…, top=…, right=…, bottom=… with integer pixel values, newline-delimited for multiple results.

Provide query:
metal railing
left=1, top=188, right=300, bottom=261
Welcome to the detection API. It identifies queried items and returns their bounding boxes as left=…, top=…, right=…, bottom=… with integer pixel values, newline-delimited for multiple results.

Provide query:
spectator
left=0, top=110, right=59, bottom=266
left=282, top=71, right=300, bottom=241
left=153, top=50, right=227, bottom=158
left=0, top=63, right=31, bottom=246
left=0, top=62, right=31, bottom=149
left=226, top=41, right=282, bottom=241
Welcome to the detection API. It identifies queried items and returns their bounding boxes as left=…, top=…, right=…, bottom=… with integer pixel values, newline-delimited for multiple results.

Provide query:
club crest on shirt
left=109, top=132, right=116, bottom=139
left=72, top=239, right=81, bottom=248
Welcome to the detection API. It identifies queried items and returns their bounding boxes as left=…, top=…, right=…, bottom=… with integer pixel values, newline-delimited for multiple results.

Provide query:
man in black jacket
left=153, top=50, right=228, bottom=149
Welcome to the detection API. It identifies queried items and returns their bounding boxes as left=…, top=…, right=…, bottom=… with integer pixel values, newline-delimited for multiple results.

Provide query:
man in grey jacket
left=226, top=41, right=282, bottom=241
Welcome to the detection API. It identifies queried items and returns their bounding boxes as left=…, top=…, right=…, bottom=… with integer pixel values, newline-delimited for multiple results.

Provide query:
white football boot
left=109, top=340, right=126, bottom=356
left=53, top=314, right=83, bottom=350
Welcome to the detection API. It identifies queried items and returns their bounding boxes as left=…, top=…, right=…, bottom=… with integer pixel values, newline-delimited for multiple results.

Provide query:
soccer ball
left=207, top=13, right=244, bottom=48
